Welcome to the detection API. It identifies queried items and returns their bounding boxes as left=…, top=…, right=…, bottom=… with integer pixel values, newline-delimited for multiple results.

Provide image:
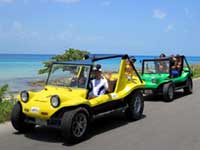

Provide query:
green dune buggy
left=140, top=55, right=193, bottom=102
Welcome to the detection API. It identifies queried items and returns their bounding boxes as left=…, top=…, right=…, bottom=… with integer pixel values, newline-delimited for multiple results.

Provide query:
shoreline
left=0, top=77, right=46, bottom=99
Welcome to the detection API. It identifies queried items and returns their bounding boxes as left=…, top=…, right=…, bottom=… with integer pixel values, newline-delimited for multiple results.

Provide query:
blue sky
left=0, top=0, right=200, bottom=56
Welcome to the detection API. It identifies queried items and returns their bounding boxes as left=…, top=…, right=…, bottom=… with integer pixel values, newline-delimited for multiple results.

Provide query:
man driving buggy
left=88, top=64, right=112, bottom=99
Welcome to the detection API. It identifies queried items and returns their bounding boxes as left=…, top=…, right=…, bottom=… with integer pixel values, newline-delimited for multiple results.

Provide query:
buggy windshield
left=143, top=59, right=170, bottom=74
left=47, top=64, right=90, bottom=89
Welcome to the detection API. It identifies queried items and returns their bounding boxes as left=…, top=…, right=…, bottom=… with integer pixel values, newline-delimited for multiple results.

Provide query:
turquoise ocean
left=0, top=54, right=200, bottom=93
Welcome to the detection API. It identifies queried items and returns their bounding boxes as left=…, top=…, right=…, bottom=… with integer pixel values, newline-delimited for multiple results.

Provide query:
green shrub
left=0, top=84, right=8, bottom=103
left=0, top=101, right=14, bottom=123
left=38, top=48, right=90, bottom=74
left=191, top=64, right=200, bottom=78
left=0, top=84, right=15, bottom=123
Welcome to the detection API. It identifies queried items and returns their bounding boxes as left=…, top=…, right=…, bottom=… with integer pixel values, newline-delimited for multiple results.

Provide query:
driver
left=88, top=64, right=111, bottom=99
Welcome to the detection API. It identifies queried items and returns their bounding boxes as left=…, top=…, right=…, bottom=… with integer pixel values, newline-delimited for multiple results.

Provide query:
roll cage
left=141, top=55, right=191, bottom=77
left=46, top=54, right=143, bottom=91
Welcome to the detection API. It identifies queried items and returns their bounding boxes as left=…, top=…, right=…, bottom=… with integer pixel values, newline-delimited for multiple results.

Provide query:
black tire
left=125, top=90, right=144, bottom=121
left=163, top=83, right=174, bottom=102
left=184, top=77, right=193, bottom=94
left=11, top=102, right=35, bottom=133
left=61, top=107, right=90, bottom=144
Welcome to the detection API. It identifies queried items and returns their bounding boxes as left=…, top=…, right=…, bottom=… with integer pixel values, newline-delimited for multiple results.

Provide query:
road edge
left=193, top=77, right=200, bottom=81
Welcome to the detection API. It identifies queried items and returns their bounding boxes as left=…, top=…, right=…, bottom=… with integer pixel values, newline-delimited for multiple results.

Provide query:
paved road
left=1, top=78, right=200, bottom=150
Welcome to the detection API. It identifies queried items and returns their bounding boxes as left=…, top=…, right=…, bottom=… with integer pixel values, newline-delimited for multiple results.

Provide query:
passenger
left=78, top=76, right=86, bottom=88
left=125, top=59, right=134, bottom=79
left=159, top=53, right=168, bottom=73
left=104, top=71, right=117, bottom=92
left=104, top=71, right=113, bottom=80
left=159, top=53, right=166, bottom=58
left=70, top=76, right=86, bottom=88
left=88, top=64, right=111, bottom=99
left=176, top=54, right=182, bottom=72
left=170, top=55, right=179, bottom=77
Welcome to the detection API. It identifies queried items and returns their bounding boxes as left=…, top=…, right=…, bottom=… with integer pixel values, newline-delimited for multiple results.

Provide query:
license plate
left=35, top=119, right=47, bottom=126
left=145, top=90, right=153, bottom=94
left=31, top=107, right=40, bottom=113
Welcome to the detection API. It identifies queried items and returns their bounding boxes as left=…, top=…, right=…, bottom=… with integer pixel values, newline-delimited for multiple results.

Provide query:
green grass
left=191, top=64, right=200, bottom=78
left=0, top=100, right=14, bottom=123
left=0, top=84, right=15, bottom=123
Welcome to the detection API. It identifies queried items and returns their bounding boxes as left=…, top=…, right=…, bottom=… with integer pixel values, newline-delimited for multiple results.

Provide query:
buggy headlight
left=51, top=95, right=60, bottom=108
left=20, top=90, right=29, bottom=102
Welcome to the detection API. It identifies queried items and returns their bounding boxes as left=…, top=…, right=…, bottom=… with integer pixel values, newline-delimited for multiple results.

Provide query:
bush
left=0, top=84, right=8, bottom=103
left=0, top=84, right=15, bottom=123
left=38, top=48, right=90, bottom=74
left=0, top=101, right=14, bottom=123
left=191, top=64, right=200, bottom=78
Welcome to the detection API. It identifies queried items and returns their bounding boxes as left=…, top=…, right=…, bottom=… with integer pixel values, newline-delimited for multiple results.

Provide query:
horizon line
left=0, top=53, right=199, bottom=57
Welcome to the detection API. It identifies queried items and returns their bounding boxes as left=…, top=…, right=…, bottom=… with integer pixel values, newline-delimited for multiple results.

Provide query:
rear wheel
left=184, top=78, right=193, bottom=94
left=163, top=83, right=174, bottom=102
left=61, top=107, right=90, bottom=144
left=125, top=90, right=144, bottom=121
left=11, top=102, right=35, bottom=133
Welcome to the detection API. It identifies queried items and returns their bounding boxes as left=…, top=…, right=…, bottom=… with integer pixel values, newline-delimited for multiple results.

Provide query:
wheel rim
left=134, top=96, right=142, bottom=114
left=168, top=86, right=174, bottom=100
left=72, top=112, right=87, bottom=138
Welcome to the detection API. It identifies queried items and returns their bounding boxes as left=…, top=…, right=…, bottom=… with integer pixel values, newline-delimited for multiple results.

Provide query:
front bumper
left=24, top=116, right=61, bottom=128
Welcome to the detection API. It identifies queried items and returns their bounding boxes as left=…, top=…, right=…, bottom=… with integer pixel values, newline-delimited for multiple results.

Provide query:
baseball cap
left=93, top=64, right=102, bottom=72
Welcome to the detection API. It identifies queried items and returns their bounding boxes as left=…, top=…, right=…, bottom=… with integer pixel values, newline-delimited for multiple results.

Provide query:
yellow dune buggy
left=11, top=54, right=144, bottom=143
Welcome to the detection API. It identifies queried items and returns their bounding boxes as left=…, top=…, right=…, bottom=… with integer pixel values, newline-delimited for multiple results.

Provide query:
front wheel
left=184, top=78, right=193, bottom=94
left=61, top=107, right=90, bottom=144
left=125, top=90, right=144, bottom=121
left=163, top=83, right=174, bottom=102
left=11, top=102, right=35, bottom=133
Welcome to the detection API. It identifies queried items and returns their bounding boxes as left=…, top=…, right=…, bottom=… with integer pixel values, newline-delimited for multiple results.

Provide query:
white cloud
left=101, top=1, right=111, bottom=7
left=12, top=21, right=23, bottom=31
left=23, top=0, right=80, bottom=4
left=153, top=9, right=167, bottom=20
left=184, top=8, right=192, bottom=18
left=184, top=8, right=190, bottom=16
left=57, top=24, right=76, bottom=42
left=0, top=0, right=15, bottom=4
left=23, top=0, right=30, bottom=4
left=165, top=24, right=176, bottom=32
left=9, top=21, right=40, bottom=40
left=77, top=35, right=104, bottom=42
left=30, top=31, right=39, bottom=38
left=57, top=24, right=104, bottom=46
left=52, top=0, right=80, bottom=4
left=1, top=0, right=81, bottom=4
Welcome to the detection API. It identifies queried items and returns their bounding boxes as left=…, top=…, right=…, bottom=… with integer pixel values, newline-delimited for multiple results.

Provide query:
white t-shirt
left=89, top=78, right=109, bottom=97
